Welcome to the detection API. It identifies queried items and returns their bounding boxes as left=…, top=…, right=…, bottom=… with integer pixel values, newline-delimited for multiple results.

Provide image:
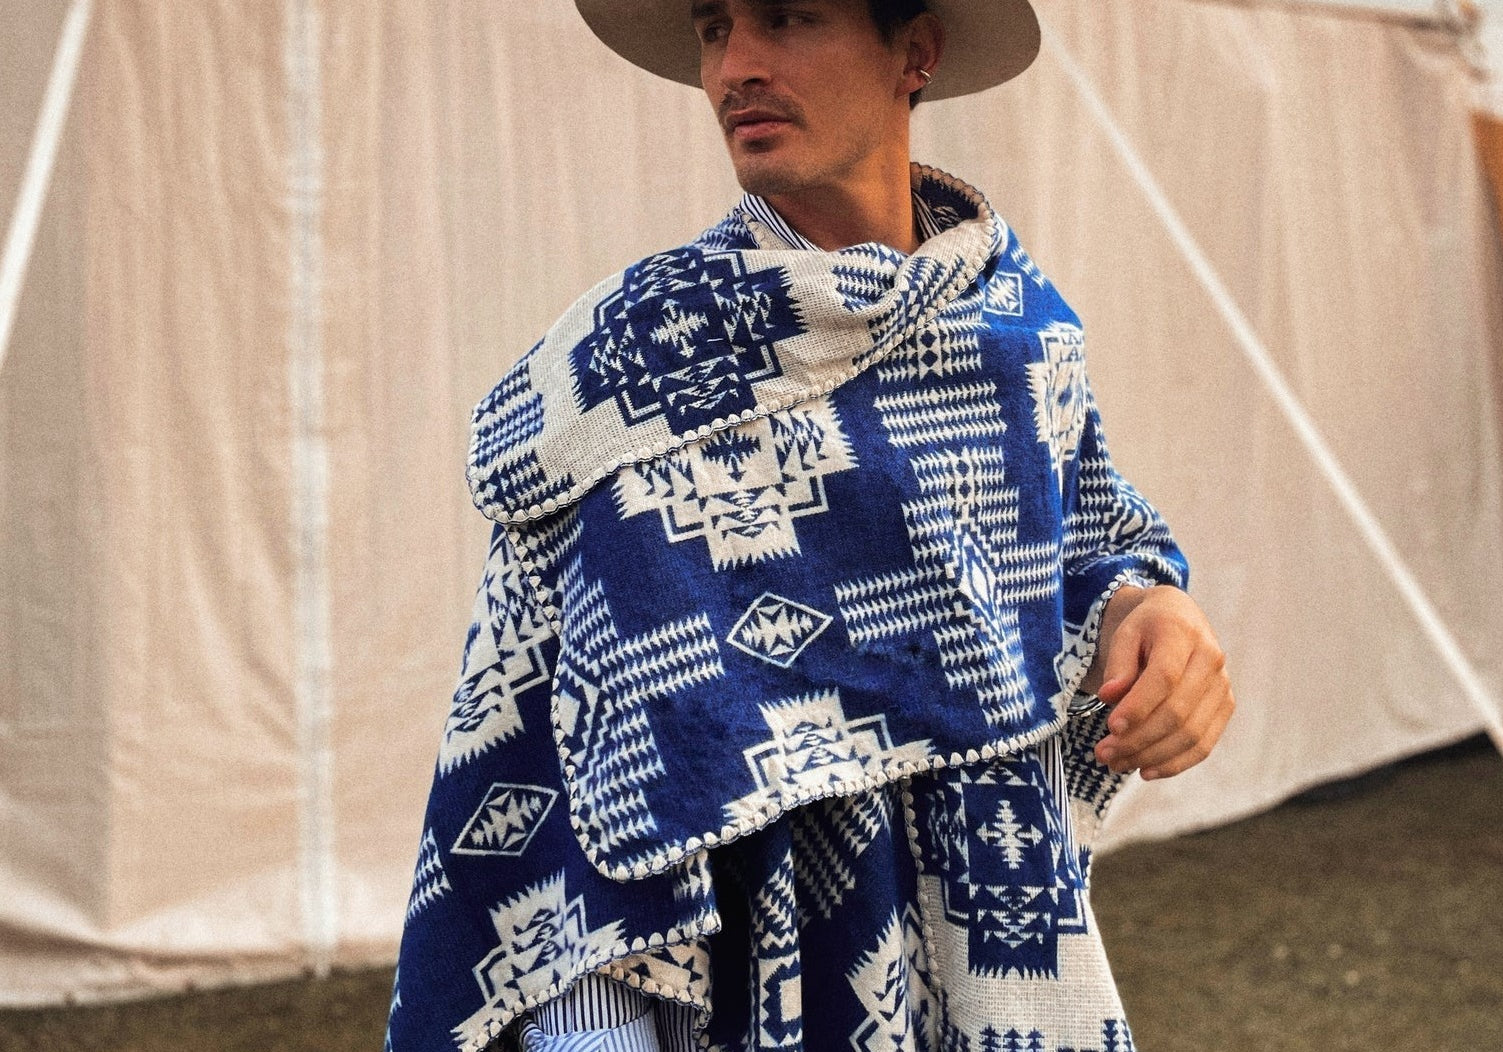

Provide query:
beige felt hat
left=573, top=0, right=1040, bottom=102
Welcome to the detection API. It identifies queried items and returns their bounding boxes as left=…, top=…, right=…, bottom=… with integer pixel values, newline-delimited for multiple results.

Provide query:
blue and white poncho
left=387, top=165, right=1188, bottom=1052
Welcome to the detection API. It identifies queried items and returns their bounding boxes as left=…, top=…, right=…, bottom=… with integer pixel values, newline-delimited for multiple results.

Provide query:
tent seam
left=285, top=0, right=337, bottom=977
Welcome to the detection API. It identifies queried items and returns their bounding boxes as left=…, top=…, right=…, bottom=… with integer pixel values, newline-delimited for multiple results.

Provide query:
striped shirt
left=737, top=189, right=946, bottom=249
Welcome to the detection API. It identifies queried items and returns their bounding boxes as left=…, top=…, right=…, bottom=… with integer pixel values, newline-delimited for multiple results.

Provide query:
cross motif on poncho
left=835, top=445, right=1056, bottom=731
left=612, top=397, right=857, bottom=570
left=570, top=249, right=803, bottom=432
left=913, top=757, right=1089, bottom=982
left=976, top=799, right=1047, bottom=868
left=463, top=872, right=625, bottom=1042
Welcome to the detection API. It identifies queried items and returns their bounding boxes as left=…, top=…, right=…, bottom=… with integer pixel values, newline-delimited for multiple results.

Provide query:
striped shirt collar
left=737, top=190, right=946, bottom=252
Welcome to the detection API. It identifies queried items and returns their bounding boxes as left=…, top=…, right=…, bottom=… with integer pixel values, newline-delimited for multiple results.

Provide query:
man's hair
left=868, top=0, right=929, bottom=42
left=867, top=0, right=930, bottom=107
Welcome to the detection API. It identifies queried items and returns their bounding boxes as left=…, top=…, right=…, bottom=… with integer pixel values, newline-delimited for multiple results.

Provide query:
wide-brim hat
left=574, top=0, right=1040, bottom=103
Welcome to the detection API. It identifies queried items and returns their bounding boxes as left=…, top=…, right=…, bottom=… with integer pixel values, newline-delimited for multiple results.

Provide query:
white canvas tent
left=1, top=0, right=1501, bottom=1006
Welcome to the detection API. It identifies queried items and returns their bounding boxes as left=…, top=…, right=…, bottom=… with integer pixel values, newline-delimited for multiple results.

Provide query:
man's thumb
left=1094, top=622, right=1142, bottom=706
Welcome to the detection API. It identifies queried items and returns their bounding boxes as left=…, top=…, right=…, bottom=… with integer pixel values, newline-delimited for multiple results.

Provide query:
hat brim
left=573, top=0, right=1040, bottom=103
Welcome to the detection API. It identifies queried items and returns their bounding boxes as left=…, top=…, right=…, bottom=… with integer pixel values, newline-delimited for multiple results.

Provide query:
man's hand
left=1081, top=585, right=1234, bottom=781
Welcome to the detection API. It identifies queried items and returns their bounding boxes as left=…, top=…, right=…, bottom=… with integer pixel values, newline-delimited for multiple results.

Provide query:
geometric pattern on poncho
left=552, top=557, right=725, bottom=857
left=440, top=526, right=555, bottom=774
left=1029, top=321, right=1089, bottom=496
left=749, top=856, right=803, bottom=1049
left=910, top=749, right=1087, bottom=981
left=846, top=905, right=934, bottom=1052
left=457, top=871, right=628, bottom=1049
left=452, top=783, right=560, bottom=858
left=986, top=271, right=1025, bottom=319
left=834, top=441, right=1053, bottom=732
left=468, top=350, right=577, bottom=522
left=676, top=755, right=1138, bottom=1052
left=611, top=396, right=857, bottom=570
left=405, top=829, right=451, bottom=923
left=742, top=691, right=895, bottom=791
left=726, top=591, right=833, bottom=668
left=955, top=1019, right=1136, bottom=1052
left=787, top=788, right=891, bottom=923
left=570, top=250, right=800, bottom=433
left=835, top=274, right=1059, bottom=734
left=466, top=167, right=1009, bottom=527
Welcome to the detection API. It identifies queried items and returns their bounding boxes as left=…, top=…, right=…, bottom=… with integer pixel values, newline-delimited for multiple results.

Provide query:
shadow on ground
left=1, top=739, right=1498, bottom=1051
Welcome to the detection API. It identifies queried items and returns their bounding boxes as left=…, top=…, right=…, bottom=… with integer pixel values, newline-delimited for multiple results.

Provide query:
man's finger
left=1105, top=653, right=1231, bottom=773
left=1114, top=677, right=1221, bottom=772
left=1095, top=645, right=1213, bottom=770
left=1094, top=673, right=1134, bottom=707
left=1104, top=645, right=1188, bottom=736
left=1109, top=644, right=1220, bottom=752
left=1140, top=689, right=1235, bottom=780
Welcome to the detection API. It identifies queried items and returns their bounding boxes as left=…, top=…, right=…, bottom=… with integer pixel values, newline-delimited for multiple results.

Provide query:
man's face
left=692, top=0, right=911, bottom=199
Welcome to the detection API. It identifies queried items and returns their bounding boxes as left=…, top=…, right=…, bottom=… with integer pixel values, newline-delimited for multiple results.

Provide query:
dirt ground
left=1092, top=738, right=1503, bottom=1052
left=1, top=738, right=1498, bottom=1052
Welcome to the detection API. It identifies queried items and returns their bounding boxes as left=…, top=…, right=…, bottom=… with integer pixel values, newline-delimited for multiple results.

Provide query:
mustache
left=717, top=90, right=804, bottom=130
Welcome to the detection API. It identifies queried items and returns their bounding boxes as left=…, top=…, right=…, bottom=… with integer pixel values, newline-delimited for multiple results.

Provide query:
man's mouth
left=725, top=110, right=793, bottom=139
left=719, top=93, right=802, bottom=141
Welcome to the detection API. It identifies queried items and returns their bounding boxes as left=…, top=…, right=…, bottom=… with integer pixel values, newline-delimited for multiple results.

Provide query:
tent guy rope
left=0, top=0, right=92, bottom=376
left=1038, top=15, right=1503, bottom=754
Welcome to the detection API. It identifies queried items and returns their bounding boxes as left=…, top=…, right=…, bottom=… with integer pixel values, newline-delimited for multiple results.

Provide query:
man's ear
left=904, top=11, right=944, bottom=88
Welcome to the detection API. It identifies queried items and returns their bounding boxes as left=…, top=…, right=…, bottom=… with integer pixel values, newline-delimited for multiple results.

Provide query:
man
left=386, top=2, right=1233, bottom=1050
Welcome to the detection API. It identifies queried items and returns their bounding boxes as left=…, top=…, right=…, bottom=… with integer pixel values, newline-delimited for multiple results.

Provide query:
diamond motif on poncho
left=985, top=272, right=1025, bottom=318
left=452, top=783, right=559, bottom=857
left=728, top=592, right=833, bottom=668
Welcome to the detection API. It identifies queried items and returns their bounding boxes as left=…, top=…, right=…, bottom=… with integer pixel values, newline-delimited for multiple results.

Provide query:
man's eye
left=696, top=22, right=728, bottom=44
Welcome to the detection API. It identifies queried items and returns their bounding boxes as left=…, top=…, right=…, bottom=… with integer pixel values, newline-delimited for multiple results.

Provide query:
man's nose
left=716, top=23, right=772, bottom=91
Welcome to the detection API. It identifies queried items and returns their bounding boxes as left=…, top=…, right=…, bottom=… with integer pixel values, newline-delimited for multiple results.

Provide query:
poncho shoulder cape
left=387, top=165, right=1187, bottom=1052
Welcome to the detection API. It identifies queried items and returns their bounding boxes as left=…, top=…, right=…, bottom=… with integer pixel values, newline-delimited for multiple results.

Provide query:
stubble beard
left=730, top=150, right=810, bottom=199
left=717, top=88, right=815, bottom=198
left=716, top=89, right=894, bottom=203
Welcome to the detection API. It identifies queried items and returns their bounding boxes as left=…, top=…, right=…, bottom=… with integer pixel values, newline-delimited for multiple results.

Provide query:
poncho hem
left=455, top=913, right=722, bottom=1052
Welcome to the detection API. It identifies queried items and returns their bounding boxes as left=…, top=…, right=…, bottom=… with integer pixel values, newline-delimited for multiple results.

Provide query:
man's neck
left=762, top=155, right=919, bottom=254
